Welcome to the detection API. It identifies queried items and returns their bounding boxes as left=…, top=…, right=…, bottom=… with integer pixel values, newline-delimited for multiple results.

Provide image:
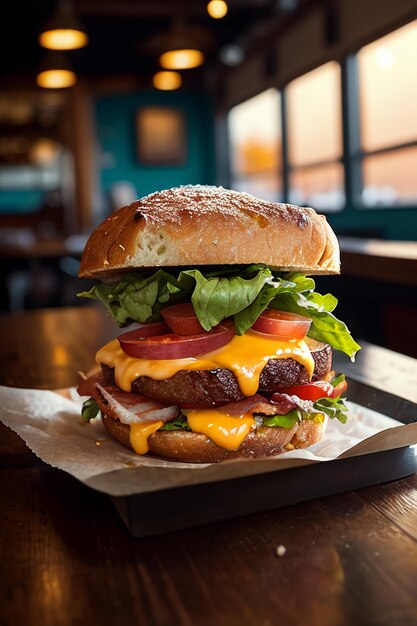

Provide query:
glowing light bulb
left=153, top=71, right=182, bottom=90
left=39, top=28, right=88, bottom=50
left=36, top=69, right=77, bottom=89
left=207, top=0, right=228, bottom=19
left=159, top=49, right=204, bottom=70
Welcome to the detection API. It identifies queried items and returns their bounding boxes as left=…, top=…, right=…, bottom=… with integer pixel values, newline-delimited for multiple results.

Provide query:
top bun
left=79, top=185, right=340, bottom=279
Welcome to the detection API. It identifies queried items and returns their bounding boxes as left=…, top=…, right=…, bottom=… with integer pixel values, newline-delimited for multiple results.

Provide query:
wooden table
left=339, top=237, right=417, bottom=286
left=1, top=306, right=417, bottom=626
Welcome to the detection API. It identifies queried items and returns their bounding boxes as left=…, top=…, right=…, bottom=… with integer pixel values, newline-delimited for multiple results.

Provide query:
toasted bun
left=101, top=413, right=326, bottom=463
left=79, top=186, right=340, bottom=279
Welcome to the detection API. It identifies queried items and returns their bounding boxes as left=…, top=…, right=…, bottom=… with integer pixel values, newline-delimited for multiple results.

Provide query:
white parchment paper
left=0, top=385, right=416, bottom=496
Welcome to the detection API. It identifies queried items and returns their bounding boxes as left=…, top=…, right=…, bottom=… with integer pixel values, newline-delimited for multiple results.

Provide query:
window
left=228, top=89, right=282, bottom=202
left=357, top=20, right=417, bottom=207
left=286, top=61, right=344, bottom=211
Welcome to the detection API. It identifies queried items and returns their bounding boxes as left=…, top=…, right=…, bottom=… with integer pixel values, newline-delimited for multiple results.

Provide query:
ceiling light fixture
left=207, top=0, right=228, bottom=19
left=36, top=52, right=77, bottom=89
left=153, top=71, right=182, bottom=90
left=39, top=0, right=88, bottom=50
left=159, top=49, right=204, bottom=70
left=146, top=20, right=211, bottom=71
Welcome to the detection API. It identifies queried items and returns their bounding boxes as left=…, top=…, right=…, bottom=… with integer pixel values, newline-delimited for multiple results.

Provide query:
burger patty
left=101, top=341, right=332, bottom=405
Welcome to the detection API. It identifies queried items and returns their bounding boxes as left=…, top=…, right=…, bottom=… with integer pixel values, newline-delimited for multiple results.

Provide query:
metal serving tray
left=111, top=379, right=417, bottom=537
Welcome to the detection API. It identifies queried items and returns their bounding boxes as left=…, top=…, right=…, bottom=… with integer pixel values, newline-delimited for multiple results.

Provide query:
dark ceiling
left=0, top=0, right=312, bottom=83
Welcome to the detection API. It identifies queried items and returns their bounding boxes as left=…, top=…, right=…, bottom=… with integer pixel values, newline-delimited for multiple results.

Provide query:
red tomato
left=118, top=324, right=234, bottom=360
left=123, top=321, right=170, bottom=336
left=161, top=303, right=205, bottom=336
left=277, top=381, right=335, bottom=401
left=331, top=379, right=348, bottom=398
left=252, top=309, right=311, bottom=339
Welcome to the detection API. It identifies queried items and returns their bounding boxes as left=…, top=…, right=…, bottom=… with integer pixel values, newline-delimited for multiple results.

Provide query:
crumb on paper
left=276, top=545, right=286, bottom=557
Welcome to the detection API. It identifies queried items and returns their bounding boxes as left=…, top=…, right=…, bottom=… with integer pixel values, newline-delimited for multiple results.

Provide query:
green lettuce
left=78, top=265, right=360, bottom=359
left=262, top=409, right=301, bottom=429
left=81, top=397, right=99, bottom=423
left=159, top=414, right=190, bottom=431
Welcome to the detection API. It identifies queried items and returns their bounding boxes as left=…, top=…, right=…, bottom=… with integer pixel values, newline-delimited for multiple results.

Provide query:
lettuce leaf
left=81, top=397, right=99, bottom=423
left=314, top=395, right=349, bottom=424
left=79, top=270, right=185, bottom=326
left=78, top=265, right=360, bottom=358
left=261, top=409, right=301, bottom=429
left=270, top=290, right=360, bottom=360
left=179, top=267, right=272, bottom=331
left=159, top=414, right=190, bottom=431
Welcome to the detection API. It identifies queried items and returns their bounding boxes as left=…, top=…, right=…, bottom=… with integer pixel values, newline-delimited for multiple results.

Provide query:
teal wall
left=327, top=206, right=417, bottom=241
left=95, top=90, right=215, bottom=201
left=0, top=190, right=45, bottom=214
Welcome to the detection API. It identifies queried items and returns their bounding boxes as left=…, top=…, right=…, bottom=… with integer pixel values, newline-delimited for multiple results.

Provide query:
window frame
left=225, top=22, right=417, bottom=213
left=343, top=47, right=417, bottom=211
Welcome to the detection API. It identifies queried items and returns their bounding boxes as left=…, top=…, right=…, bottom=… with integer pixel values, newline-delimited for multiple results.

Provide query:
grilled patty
left=101, top=340, right=332, bottom=406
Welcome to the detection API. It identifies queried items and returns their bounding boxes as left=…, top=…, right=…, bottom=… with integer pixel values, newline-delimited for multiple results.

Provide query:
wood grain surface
left=1, top=305, right=417, bottom=626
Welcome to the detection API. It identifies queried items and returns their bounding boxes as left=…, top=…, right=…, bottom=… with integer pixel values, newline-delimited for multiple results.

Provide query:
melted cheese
left=183, top=408, right=255, bottom=451
left=96, top=331, right=314, bottom=397
left=130, top=420, right=163, bottom=454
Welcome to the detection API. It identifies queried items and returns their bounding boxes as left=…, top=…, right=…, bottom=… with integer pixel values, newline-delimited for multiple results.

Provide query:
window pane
left=289, top=163, right=344, bottom=211
left=228, top=89, right=282, bottom=202
left=287, top=62, right=342, bottom=166
left=231, top=172, right=282, bottom=202
left=361, top=147, right=417, bottom=207
left=358, top=21, right=417, bottom=151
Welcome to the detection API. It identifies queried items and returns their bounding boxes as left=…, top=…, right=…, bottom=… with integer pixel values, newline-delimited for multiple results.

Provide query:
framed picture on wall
left=136, top=107, right=187, bottom=165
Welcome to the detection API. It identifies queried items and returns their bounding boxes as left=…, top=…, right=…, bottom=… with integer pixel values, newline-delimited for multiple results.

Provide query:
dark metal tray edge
left=110, top=378, right=417, bottom=537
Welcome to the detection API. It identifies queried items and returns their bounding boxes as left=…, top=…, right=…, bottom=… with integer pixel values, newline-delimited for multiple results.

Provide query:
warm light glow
left=36, top=69, right=77, bottom=89
left=39, top=29, right=88, bottom=50
left=228, top=89, right=282, bottom=202
left=207, top=0, right=228, bottom=19
left=159, top=49, right=204, bottom=70
left=153, top=71, right=182, bottom=90
left=358, top=20, right=417, bottom=151
left=375, top=46, right=394, bottom=69
left=287, top=61, right=342, bottom=166
left=29, top=138, right=60, bottom=165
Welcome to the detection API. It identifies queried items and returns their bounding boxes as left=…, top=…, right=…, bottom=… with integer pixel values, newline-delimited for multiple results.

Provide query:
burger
left=77, top=185, right=359, bottom=463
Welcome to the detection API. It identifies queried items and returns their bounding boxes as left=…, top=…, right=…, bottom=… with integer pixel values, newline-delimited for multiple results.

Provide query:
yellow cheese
left=129, top=420, right=163, bottom=454
left=183, top=408, right=255, bottom=451
left=96, top=331, right=314, bottom=397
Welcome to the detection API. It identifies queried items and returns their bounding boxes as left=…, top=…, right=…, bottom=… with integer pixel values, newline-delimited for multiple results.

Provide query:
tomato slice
left=118, top=324, right=234, bottom=359
left=277, top=381, right=335, bottom=401
left=251, top=309, right=311, bottom=339
left=331, top=379, right=348, bottom=398
left=161, top=303, right=205, bottom=336
left=122, top=321, right=170, bottom=337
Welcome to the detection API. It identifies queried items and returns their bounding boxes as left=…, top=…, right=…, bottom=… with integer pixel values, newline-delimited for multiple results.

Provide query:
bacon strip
left=218, top=393, right=308, bottom=418
left=78, top=373, right=179, bottom=425
left=271, top=392, right=321, bottom=415
left=77, top=371, right=103, bottom=397
left=217, top=394, right=296, bottom=417
left=94, top=383, right=179, bottom=425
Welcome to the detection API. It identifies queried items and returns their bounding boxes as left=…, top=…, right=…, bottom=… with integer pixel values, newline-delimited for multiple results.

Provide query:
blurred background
left=0, top=0, right=416, bottom=355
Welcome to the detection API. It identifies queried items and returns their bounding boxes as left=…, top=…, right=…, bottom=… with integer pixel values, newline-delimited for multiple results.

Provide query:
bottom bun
left=102, top=413, right=326, bottom=463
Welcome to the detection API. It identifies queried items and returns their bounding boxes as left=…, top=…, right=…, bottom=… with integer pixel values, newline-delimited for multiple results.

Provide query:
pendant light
left=39, top=0, right=88, bottom=50
left=153, top=71, right=182, bottom=90
left=207, top=1, right=228, bottom=19
left=146, top=20, right=210, bottom=71
left=36, top=52, right=77, bottom=89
